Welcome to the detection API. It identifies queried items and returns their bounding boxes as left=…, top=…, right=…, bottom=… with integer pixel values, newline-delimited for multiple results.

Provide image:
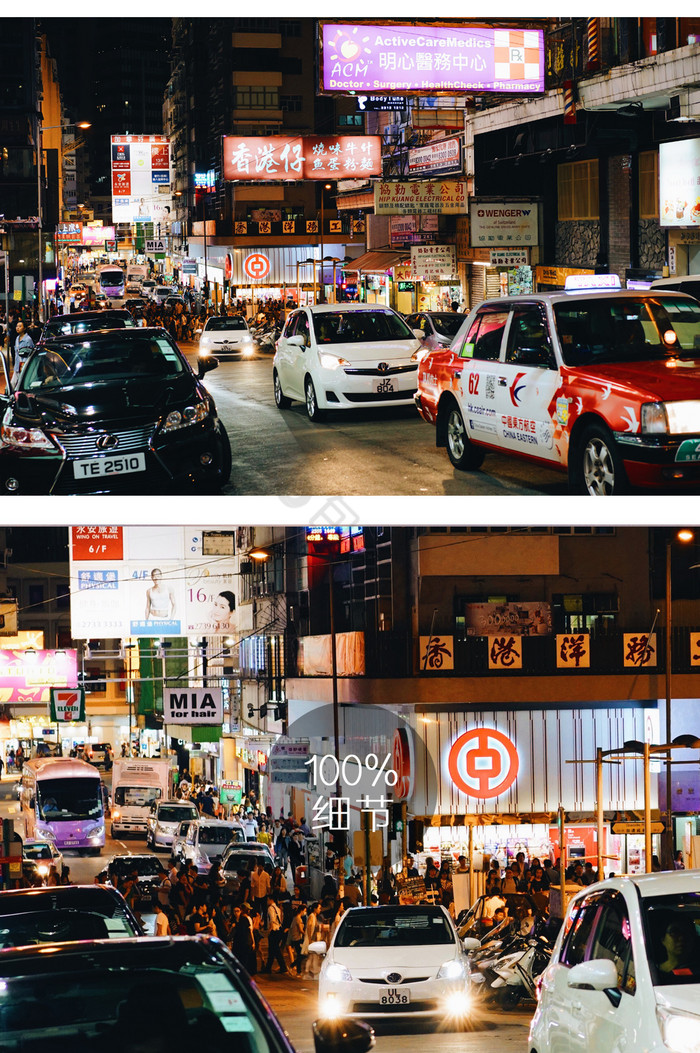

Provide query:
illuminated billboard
left=222, top=135, right=382, bottom=181
left=320, top=23, right=544, bottom=94
left=0, top=650, right=78, bottom=705
left=69, top=527, right=237, bottom=639
left=659, top=139, right=700, bottom=227
left=110, top=134, right=173, bottom=226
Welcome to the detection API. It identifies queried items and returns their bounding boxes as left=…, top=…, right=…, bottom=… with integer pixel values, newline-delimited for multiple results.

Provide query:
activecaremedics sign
left=320, top=23, right=544, bottom=94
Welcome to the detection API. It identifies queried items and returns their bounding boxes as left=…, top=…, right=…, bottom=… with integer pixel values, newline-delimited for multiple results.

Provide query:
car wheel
left=273, top=369, right=291, bottom=408
left=305, top=376, right=325, bottom=422
left=446, top=404, right=485, bottom=470
left=571, top=422, right=628, bottom=495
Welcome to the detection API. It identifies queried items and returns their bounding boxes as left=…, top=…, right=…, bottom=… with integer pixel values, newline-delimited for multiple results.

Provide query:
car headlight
left=323, top=962, right=353, bottom=983
left=437, top=959, right=467, bottom=980
left=161, top=401, right=210, bottom=432
left=657, top=1006, right=700, bottom=1053
left=641, top=400, right=700, bottom=435
left=36, top=864, right=49, bottom=877
left=1, top=422, right=55, bottom=451
left=318, top=352, right=349, bottom=370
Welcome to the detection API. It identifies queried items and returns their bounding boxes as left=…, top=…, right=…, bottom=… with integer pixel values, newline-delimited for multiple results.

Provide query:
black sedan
left=0, top=936, right=375, bottom=1052
left=105, top=853, right=169, bottom=905
left=0, top=328, right=231, bottom=494
left=37, top=309, right=136, bottom=344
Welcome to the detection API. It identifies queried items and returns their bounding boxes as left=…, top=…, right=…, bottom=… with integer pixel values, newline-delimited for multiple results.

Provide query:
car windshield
left=0, top=944, right=276, bottom=1049
left=0, top=910, right=137, bottom=949
left=642, top=892, right=700, bottom=985
left=554, top=295, right=700, bottom=366
left=205, top=318, right=249, bottom=332
left=42, top=316, right=134, bottom=338
left=158, top=806, right=198, bottom=823
left=37, top=778, right=102, bottom=821
left=23, top=844, right=54, bottom=861
left=114, top=786, right=161, bottom=808
left=222, top=854, right=269, bottom=874
left=311, top=310, right=414, bottom=343
left=334, top=909, right=454, bottom=947
left=112, top=857, right=164, bottom=876
left=428, top=313, right=464, bottom=337
left=20, top=334, right=185, bottom=391
left=199, top=827, right=236, bottom=845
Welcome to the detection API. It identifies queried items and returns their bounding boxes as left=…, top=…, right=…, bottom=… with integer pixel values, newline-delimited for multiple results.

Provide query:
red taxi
left=414, top=280, right=700, bottom=494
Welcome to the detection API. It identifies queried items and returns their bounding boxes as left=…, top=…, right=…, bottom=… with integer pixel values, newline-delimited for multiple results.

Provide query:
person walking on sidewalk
left=261, top=893, right=288, bottom=974
left=288, top=903, right=307, bottom=975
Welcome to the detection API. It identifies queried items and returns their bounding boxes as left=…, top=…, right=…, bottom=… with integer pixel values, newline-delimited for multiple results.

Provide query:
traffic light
left=389, top=801, right=403, bottom=841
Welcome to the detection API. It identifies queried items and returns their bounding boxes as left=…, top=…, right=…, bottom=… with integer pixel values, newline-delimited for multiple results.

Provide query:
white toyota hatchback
left=530, top=870, right=700, bottom=1053
left=314, top=904, right=472, bottom=1028
left=273, top=304, right=424, bottom=421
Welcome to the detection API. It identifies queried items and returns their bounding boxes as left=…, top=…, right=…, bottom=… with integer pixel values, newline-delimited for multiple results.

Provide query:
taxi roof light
left=564, top=273, right=622, bottom=291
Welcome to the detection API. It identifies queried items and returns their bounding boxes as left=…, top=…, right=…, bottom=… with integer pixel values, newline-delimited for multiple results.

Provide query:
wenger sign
left=164, top=688, right=223, bottom=725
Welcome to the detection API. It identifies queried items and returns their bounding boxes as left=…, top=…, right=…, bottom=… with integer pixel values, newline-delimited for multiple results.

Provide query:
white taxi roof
left=571, top=868, right=700, bottom=899
left=473, top=289, right=699, bottom=308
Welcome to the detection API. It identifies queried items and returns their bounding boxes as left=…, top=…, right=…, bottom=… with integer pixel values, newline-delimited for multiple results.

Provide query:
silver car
left=198, top=316, right=256, bottom=360
left=146, top=800, right=199, bottom=850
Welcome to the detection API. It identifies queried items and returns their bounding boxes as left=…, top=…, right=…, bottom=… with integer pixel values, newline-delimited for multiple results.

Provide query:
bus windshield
left=37, top=778, right=102, bottom=821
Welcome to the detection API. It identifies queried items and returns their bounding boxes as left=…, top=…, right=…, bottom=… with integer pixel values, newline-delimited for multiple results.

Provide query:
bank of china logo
left=448, top=727, right=519, bottom=800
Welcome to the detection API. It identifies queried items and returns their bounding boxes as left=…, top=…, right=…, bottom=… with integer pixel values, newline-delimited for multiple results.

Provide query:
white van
left=171, top=818, right=245, bottom=873
left=146, top=799, right=199, bottom=850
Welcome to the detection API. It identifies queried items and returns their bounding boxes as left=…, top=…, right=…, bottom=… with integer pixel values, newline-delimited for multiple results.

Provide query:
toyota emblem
left=386, top=972, right=402, bottom=984
left=377, top=362, right=389, bottom=373
left=96, top=434, right=119, bottom=451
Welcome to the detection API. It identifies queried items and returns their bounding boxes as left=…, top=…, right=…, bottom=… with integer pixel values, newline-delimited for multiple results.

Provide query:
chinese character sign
left=419, top=636, right=454, bottom=670
left=222, top=135, right=382, bottom=181
left=691, top=633, right=700, bottom=667
left=410, top=245, right=457, bottom=280
left=623, top=632, right=657, bottom=668
left=374, top=181, right=467, bottom=215
left=488, top=636, right=522, bottom=670
left=321, top=24, right=544, bottom=94
left=557, top=633, right=591, bottom=669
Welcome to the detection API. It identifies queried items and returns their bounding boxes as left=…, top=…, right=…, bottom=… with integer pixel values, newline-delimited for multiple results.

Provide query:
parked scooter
left=465, top=919, right=553, bottom=1008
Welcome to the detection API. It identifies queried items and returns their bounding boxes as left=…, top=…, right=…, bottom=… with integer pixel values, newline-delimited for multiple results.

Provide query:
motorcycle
left=465, top=919, right=553, bottom=1008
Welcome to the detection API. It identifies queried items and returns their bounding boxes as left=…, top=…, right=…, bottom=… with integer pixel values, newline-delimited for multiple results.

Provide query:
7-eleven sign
left=50, top=688, right=85, bottom=723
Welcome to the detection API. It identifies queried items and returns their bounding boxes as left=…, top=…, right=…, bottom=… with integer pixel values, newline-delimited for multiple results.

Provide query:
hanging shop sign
left=269, top=740, right=311, bottom=784
left=408, top=137, right=462, bottom=178
left=375, top=180, right=467, bottom=215
left=219, top=780, right=243, bottom=805
left=164, top=687, right=224, bottom=725
left=319, top=23, right=545, bottom=95
left=222, top=135, right=382, bottom=181
left=410, top=244, right=458, bottom=280
left=470, top=200, right=539, bottom=245
left=490, top=248, right=529, bottom=266
left=419, top=635, right=454, bottom=670
left=465, top=601, right=552, bottom=636
left=0, top=650, right=78, bottom=705
left=50, top=687, right=86, bottom=723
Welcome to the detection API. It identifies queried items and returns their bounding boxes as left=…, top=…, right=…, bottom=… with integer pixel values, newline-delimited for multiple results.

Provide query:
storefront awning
left=345, top=249, right=410, bottom=274
left=411, top=810, right=662, bottom=826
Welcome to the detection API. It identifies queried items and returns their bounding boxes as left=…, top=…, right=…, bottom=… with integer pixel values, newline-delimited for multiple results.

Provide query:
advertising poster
left=464, top=601, right=552, bottom=636
left=469, top=201, right=539, bottom=245
left=0, top=650, right=78, bottom=705
left=70, top=528, right=236, bottom=639
left=410, top=245, right=458, bottom=279
left=659, top=138, right=700, bottom=226
left=321, top=23, right=544, bottom=94
left=110, top=134, right=172, bottom=225
left=375, top=180, right=467, bottom=215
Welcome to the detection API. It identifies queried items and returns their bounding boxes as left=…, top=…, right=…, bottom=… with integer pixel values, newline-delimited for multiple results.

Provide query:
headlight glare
left=437, top=959, right=467, bottom=980
left=323, top=962, right=352, bottom=983
left=657, top=1006, right=700, bottom=1053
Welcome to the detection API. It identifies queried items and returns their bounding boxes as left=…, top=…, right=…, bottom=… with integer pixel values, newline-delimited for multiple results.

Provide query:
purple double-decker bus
left=20, top=757, right=105, bottom=855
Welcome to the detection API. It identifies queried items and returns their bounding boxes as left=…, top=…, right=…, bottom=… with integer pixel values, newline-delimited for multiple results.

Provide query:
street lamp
left=319, top=183, right=332, bottom=304
left=323, top=255, right=352, bottom=304
left=664, top=528, right=694, bottom=866
left=36, top=120, right=91, bottom=322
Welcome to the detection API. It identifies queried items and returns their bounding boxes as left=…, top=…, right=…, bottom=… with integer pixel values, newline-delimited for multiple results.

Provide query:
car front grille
left=343, top=364, right=418, bottom=376
left=343, top=389, right=417, bottom=403
left=358, top=977, right=430, bottom=984
left=54, top=425, right=154, bottom=457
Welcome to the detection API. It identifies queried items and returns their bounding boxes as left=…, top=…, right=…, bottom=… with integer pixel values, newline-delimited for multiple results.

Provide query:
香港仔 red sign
left=223, top=135, right=382, bottom=182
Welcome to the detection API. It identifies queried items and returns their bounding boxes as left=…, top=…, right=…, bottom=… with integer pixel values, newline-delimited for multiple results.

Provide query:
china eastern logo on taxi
left=509, top=371, right=526, bottom=406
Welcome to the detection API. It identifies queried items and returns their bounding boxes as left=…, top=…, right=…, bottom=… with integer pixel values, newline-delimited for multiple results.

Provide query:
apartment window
left=639, top=151, right=658, bottom=219
left=280, top=95, right=302, bottom=113
left=339, top=114, right=363, bottom=127
left=55, top=583, right=71, bottom=610
left=558, top=159, right=599, bottom=220
left=28, top=584, right=45, bottom=610
left=235, top=86, right=279, bottom=109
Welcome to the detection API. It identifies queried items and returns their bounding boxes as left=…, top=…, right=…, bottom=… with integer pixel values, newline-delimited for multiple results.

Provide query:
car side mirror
left=567, top=958, right=621, bottom=1007
left=198, top=357, right=219, bottom=378
left=308, top=940, right=327, bottom=955
left=313, top=1019, right=375, bottom=1053
left=412, top=329, right=426, bottom=340
left=462, top=937, right=481, bottom=952
left=287, top=334, right=306, bottom=348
